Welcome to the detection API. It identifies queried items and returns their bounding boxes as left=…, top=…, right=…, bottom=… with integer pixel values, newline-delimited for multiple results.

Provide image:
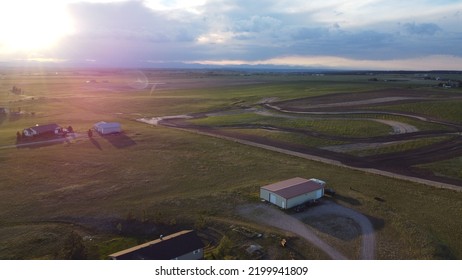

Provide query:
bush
left=58, top=231, right=87, bottom=260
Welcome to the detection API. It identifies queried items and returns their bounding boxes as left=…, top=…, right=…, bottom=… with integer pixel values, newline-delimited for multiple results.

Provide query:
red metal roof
left=261, top=177, right=324, bottom=199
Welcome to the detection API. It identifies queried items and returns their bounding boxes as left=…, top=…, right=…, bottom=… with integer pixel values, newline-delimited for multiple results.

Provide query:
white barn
left=94, top=121, right=121, bottom=135
left=260, top=177, right=325, bottom=209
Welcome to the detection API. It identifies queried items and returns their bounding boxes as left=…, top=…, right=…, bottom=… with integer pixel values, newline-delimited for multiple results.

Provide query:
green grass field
left=190, top=113, right=393, bottom=138
left=375, top=100, right=462, bottom=124
left=417, top=157, right=462, bottom=181
left=1, top=70, right=461, bottom=259
left=222, top=128, right=348, bottom=148
left=332, top=113, right=453, bottom=132
left=349, top=136, right=456, bottom=157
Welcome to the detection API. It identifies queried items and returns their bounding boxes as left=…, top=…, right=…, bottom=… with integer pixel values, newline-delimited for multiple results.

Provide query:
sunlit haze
left=0, top=1, right=74, bottom=55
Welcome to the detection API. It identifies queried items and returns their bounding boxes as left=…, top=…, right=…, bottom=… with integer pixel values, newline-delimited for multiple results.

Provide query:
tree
left=213, top=236, right=234, bottom=259
left=59, top=231, right=87, bottom=260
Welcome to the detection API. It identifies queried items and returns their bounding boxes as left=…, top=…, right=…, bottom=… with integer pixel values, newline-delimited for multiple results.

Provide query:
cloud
left=403, top=22, right=442, bottom=36
left=291, top=27, right=329, bottom=40
left=2, top=0, right=462, bottom=70
left=67, top=1, right=201, bottom=42
left=41, top=0, right=206, bottom=65
left=233, top=15, right=282, bottom=33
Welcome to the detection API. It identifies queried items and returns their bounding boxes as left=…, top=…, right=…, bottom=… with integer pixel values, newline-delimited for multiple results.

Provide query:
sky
left=0, top=0, right=461, bottom=70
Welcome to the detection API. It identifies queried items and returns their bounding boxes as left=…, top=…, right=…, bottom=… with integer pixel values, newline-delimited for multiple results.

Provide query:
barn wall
left=260, top=189, right=287, bottom=209
left=286, top=189, right=324, bottom=209
left=259, top=188, right=269, bottom=201
left=261, top=186, right=324, bottom=209
left=101, top=126, right=121, bottom=134
left=274, top=194, right=286, bottom=209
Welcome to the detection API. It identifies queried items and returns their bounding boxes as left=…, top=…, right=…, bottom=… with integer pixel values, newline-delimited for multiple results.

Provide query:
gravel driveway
left=238, top=201, right=375, bottom=260
left=294, top=201, right=375, bottom=259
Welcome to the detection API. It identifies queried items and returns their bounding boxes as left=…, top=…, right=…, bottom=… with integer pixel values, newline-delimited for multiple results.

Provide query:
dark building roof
left=261, top=177, right=324, bottom=199
left=109, top=230, right=205, bottom=260
left=27, top=123, right=60, bottom=134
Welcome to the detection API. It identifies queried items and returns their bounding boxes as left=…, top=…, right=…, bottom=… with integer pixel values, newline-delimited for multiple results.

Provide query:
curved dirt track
left=373, top=119, right=418, bottom=134
left=238, top=201, right=375, bottom=260
left=256, top=109, right=418, bottom=134
left=150, top=88, right=462, bottom=190
left=265, top=103, right=461, bottom=129
left=293, top=96, right=424, bottom=109
left=157, top=116, right=462, bottom=191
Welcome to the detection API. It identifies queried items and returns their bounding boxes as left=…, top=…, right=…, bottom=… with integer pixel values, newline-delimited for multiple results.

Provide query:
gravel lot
left=238, top=200, right=375, bottom=260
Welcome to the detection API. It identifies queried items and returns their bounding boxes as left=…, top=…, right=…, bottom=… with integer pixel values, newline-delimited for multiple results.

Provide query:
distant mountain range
left=1, top=59, right=462, bottom=74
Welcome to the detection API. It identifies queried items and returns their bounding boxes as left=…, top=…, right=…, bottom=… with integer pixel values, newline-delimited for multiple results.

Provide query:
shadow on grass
left=101, top=133, right=136, bottom=149
left=366, top=214, right=385, bottom=233
left=90, top=138, right=102, bottom=150
left=332, top=193, right=361, bottom=206
left=433, top=243, right=457, bottom=259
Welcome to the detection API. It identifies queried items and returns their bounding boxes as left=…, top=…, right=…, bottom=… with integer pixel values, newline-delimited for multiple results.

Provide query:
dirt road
left=238, top=203, right=347, bottom=260
left=238, top=201, right=375, bottom=259
left=294, top=201, right=375, bottom=259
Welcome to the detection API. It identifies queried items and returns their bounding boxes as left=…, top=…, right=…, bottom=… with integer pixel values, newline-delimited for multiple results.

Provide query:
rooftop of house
left=108, top=230, right=205, bottom=260
left=26, top=123, right=60, bottom=134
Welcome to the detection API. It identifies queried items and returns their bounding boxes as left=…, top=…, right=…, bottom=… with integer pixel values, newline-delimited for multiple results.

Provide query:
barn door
left=316, top=189, right=323, bottom=199
left=269, top=193, right=276, bottom=204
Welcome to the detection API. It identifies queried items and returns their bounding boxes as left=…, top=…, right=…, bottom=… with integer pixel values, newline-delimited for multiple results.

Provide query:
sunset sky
left=1, top=0, right=461, bottom=70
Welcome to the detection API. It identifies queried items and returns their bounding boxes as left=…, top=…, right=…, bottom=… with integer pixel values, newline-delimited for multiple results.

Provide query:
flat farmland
left=1, top=69, right=462, bottom=260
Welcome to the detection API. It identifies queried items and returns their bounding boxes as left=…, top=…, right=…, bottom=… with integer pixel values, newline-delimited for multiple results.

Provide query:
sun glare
left=144, top=0, right=206, bottom=13
left=0, top=1, right=74, bottom=54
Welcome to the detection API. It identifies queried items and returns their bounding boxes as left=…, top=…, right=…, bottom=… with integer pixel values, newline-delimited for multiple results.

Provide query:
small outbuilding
left=94, top=121, right=121, bottom=135
left=108, top=230, right=205, bottom=260
left=23, top=123, right=62, bottom=137
left=260, top=177, right=325, bottom=209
